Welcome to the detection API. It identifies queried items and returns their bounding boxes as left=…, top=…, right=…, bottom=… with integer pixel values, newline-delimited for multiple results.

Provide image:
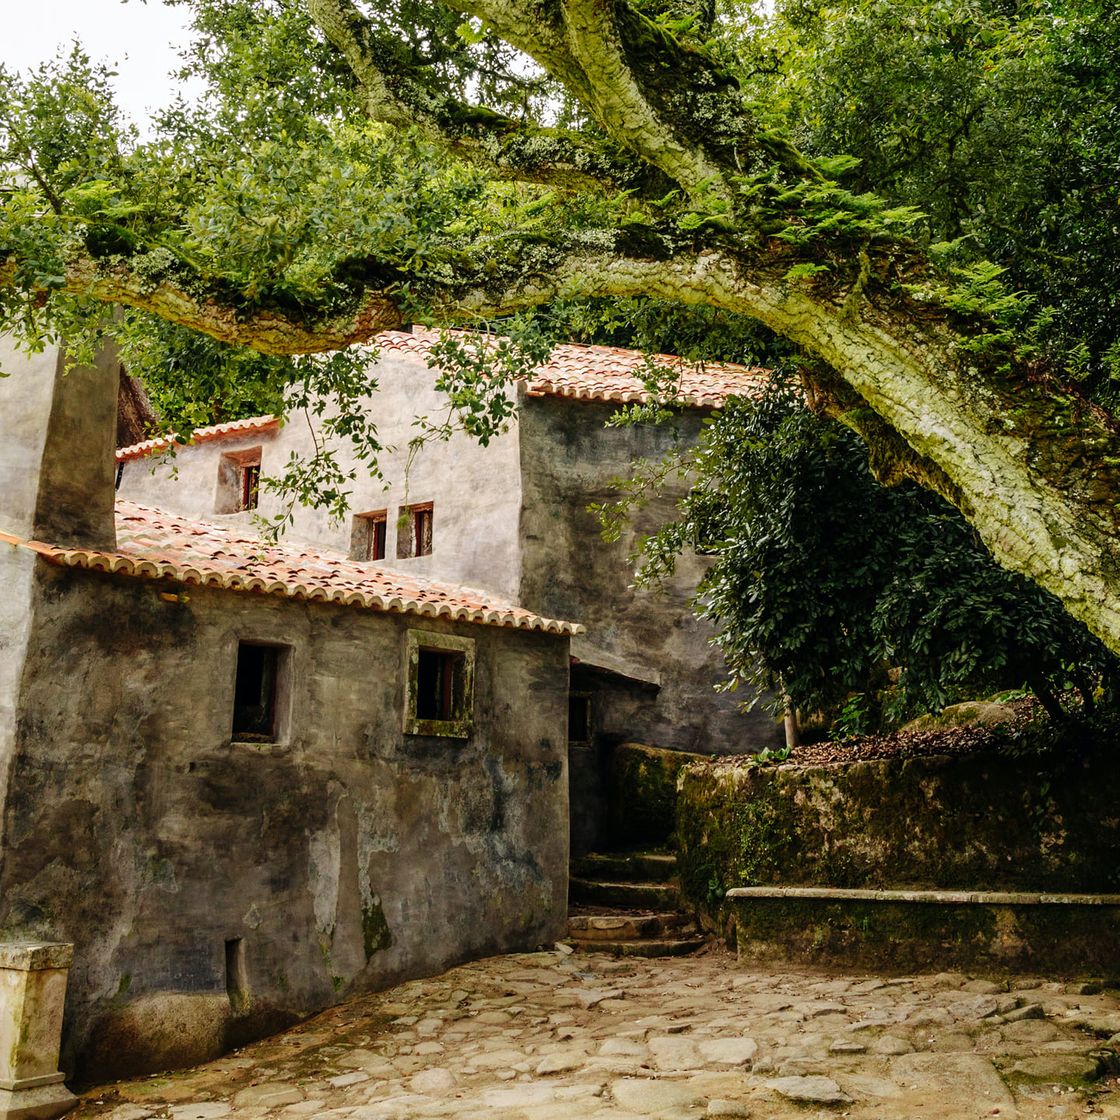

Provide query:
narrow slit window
left=350, top=510, right=388, bottom=561
left=568, top=693, right=592, bottom=743
left=225, top=937, right=249, bottom=1014
left=232, top=642, right=282, bottom=742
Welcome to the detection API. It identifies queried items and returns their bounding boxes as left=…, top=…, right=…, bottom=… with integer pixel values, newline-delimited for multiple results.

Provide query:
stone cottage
left=0, top=334, right=576, bottom=1080
left=117, top=328, right=784, bottom=853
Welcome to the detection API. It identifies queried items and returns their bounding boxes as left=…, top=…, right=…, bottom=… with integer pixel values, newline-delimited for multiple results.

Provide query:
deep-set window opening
left=217, top=446, right=264, bottom=514
left=232, top=642, right=282, bottom=741
left=398, top=502, right=434, bottom=558
left=568, top=692, right=592, bottom=743
left=351, top=510, right=388, bottom=561
left=404, top=630, right=475, bottom=738
left=416, top=648, right=466, bottom=722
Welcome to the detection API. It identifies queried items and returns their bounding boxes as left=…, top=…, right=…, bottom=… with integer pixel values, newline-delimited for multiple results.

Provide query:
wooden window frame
left=397, top=502, right=434, bottom=558
left=350, top=509, right=388, bottom=561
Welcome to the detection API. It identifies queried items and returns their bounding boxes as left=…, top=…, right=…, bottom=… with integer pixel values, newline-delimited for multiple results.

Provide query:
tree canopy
left=622, top=374, right=1117, bottom=728
left=2, top=0, right=1120, bottom=652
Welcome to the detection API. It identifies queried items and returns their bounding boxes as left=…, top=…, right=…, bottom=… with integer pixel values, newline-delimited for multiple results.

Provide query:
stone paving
left=77, top=946, right=1120, bottom=1120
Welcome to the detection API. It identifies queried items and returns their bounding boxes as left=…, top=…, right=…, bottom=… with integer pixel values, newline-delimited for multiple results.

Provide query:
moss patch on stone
left=609, top=742, right=702, bottom=845
left=676, top=746, right=1120, bottom=929
left=362, top=900, right=394, bottom=959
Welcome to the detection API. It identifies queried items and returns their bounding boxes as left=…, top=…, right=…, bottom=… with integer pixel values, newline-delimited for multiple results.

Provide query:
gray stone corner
left=0, top=944, right=74, bottom=972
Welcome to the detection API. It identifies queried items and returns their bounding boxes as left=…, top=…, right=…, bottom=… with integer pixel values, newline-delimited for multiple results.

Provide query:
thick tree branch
left=557, top=0, right=732, bottom=195
left=306, top=0, right=649, bottom=191
left=8, top=227, right=1120, bottom=654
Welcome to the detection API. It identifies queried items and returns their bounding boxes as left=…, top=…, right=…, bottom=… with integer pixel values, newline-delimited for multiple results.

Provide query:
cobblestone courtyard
left=78, top=947, right=1120, bottom=1120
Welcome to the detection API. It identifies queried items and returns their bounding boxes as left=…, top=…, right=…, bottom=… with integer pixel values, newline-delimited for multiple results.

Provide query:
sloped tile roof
left=116, top=416, right=280, bottom=462
left=2, top=502, right=581, bottom=636
left=379, top=327, right=769, bottom=408
left=116, top=331, right=766, bottom=462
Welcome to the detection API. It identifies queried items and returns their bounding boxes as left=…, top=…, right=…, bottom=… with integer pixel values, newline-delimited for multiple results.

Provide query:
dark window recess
left=239, top=463, right=260, bottom=511
left=217, top=447, right=264, bottom=515
left=232, top=643, right=279, bottom=741
left=397, top=503, right=434, bottom=559
left=568, top=693, right=591, bottom=742
left=351, top=512, right=387, bottom=561
left=225, top=937, right=249, bottom=1014
left=413, top=505, right=433, bottom=556
left=416, top=648, right=464, bottom=721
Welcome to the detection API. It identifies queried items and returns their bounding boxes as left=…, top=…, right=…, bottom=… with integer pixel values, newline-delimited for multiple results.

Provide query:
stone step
left=570, top=852, right=677, bottom=883
left=567, top=911, right=692, bottom=941
left=569, top=878, right=681, bottom=910
left=564, top=936, right=706, bottom=958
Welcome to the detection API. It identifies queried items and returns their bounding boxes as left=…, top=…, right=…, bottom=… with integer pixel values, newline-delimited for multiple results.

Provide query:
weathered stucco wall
left=518, top=394, right=781, bottom=852
left=677, top=750, right=1120, bottom=920
left=4, top=563, right=569, bottom=1080
left=518, top=394, right=780, bottom=755
left=117, top=428, right=282, bottom=534
left=117, top=354, right=525, bottom=600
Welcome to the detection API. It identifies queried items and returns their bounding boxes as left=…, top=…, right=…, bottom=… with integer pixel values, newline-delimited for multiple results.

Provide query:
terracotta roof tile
left=116, top=331, right=767, bottom=463
left=379, top=327, right=769, bottom=408
left=116, top=416, right=280, bottom=462
left=5, top=502, right=581, bottom=636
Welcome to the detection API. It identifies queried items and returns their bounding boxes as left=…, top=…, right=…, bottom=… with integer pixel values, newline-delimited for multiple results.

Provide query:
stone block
left=0, top=942, right=76, bottom=1120
left=726, top=886, right=1120, bottom=976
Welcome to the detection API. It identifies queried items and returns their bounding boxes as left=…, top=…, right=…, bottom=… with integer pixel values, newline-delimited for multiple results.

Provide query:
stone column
left=0, top=943, right=76, bottom=1120
left=0, top=334, right=120, bottom=550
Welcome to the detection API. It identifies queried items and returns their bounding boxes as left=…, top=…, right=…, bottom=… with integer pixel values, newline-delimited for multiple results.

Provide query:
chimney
left=0, top=333, right=120, bottom=551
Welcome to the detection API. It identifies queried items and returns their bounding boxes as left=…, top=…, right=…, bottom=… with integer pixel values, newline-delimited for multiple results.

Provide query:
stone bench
left=725, top=886, right=1120, bottom=977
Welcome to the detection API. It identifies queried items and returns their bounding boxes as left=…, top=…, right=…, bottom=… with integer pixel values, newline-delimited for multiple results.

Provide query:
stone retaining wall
left=727, top=887, right=1120, bottom=977
left=676, top=748, right=1120, bottom=920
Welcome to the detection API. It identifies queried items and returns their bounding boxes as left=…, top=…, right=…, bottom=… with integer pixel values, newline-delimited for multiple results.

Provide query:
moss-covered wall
left=677, top=748, right=1120, bottom=918
left=730, top=892, right=1120, bottom=977
left=610, top=742, right=703, bottom=846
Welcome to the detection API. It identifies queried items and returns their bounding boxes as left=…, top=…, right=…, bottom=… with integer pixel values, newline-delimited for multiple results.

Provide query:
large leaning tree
left=2, top=0, right=1120, bottom=650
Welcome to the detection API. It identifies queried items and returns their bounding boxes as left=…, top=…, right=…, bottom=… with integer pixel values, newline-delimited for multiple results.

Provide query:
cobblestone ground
left=78, top=947, right=1120, bottom=1120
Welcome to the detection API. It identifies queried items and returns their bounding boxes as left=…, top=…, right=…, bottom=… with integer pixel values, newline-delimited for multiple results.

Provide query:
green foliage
left=411, top=319, right=554, bottom=446
left=733, top=0, right=1120, bottom=399
left=628, top=374, right=1118, bottom=724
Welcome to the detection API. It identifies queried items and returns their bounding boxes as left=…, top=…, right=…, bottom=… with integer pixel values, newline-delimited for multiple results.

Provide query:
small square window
left=398, top=503, right=433, bottom=558
left=350, top=510, right=388, bottom=561
left=217, top=447, right=263, bottom=514
left=232, top=641, right=288, bottom=742
left=404, top=630, right=474, bottom=738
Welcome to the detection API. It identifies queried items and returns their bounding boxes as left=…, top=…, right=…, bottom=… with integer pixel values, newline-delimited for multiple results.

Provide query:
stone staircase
left=564, top=850, right=706, bottom=957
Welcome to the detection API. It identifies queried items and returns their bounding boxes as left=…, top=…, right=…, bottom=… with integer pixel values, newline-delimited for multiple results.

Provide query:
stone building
left=0, top=335, right=575, bottom=1079
left=117, top=328, right=783, bottom=853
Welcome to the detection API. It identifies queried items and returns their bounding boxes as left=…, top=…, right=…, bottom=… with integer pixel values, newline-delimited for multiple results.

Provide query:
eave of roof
left=116, top=416, right=280, bottom=463
left=0, top=502, right=582, bottom=637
